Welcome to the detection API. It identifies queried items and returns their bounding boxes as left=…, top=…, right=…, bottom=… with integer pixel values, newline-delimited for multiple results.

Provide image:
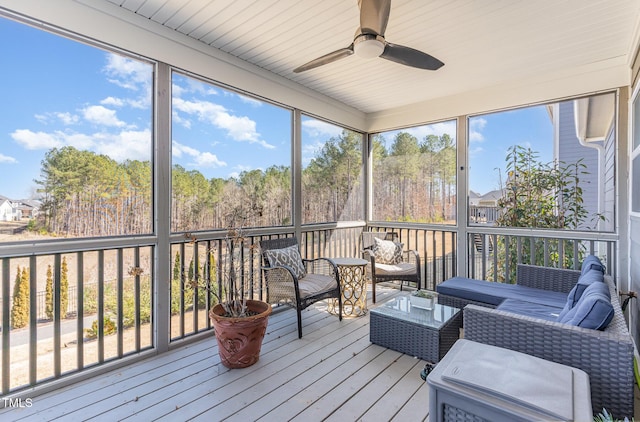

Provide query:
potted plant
left=410, top=290, right=436, bottom=310
left=196, top=215, right=272, bottom=368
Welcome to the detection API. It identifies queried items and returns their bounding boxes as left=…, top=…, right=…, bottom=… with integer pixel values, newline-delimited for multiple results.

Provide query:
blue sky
left=468, top=106, right=554, bottom=194
left=1, top=16, right=554, bottom=200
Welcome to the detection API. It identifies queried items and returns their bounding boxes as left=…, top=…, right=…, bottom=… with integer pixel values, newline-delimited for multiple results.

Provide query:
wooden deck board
left=1, top=287, right=431, bottom=422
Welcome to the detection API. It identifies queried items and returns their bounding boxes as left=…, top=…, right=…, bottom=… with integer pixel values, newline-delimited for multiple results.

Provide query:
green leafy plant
left=84, top=317, right=117, bottom=339
left=491, top=145, right=600, bottom=282
left=412, top=290, right=435, bottom=299
left=593, top=408, right=633, bottom=422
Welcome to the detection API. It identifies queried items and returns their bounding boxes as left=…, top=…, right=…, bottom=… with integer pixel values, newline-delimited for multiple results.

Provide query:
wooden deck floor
left=1, top=287, right=432, bottom=422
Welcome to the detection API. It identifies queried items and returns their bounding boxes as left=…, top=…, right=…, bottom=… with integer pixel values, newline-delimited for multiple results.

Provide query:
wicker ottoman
left=427, top=339, right=592, bottom=422
left=369, top=295, right=461, bottom=363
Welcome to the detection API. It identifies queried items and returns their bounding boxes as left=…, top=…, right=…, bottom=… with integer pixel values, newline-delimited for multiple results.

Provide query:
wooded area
left=33, top=131, right=456, bottom=237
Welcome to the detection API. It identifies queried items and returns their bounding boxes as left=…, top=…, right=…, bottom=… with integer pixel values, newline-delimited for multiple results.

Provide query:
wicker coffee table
left=370, top=295, right=461, bottom=363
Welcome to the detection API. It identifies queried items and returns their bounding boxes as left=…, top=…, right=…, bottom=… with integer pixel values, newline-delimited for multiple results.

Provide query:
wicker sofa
left=437, top=264, right=634, bottom=419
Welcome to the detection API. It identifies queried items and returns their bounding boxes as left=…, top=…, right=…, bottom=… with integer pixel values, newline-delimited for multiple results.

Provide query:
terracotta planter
left=209, top=300, right=272, bottom=368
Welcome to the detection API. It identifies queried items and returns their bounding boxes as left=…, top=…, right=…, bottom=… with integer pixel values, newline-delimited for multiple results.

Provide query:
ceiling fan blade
left=381, top=42, right=444, bottom=70
left=293, top=46, right=354, bottom=73
left=358, top=0, right=391, bottom=35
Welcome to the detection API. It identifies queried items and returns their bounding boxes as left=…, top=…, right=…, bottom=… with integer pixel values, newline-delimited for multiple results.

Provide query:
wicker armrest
left=402, top=249, right=420, bottom=265
left=303, top=257, right=338, bottom=277
left=464, top=278, right=634, bottom=419
left=516, top=264, right=580, bottom=293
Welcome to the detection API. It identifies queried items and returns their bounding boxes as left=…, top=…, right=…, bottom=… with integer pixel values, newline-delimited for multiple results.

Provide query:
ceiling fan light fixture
left=353, top=34, right=385, bottom=59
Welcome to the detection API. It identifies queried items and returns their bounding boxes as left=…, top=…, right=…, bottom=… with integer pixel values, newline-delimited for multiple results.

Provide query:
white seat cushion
left=375, top=262, right=416, bottom=276
left=298, top=273, right=337, bottom=298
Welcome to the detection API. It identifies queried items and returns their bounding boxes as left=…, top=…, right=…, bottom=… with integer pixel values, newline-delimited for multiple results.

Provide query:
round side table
left=328, top=257, right=369, bottom=317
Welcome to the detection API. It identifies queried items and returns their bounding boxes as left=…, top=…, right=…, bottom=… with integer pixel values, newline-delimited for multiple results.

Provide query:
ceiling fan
left=293, top=0, right=444, bottom=73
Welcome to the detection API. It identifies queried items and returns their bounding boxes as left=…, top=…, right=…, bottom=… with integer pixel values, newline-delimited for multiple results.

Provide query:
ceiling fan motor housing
left=353, top=34, right=385, bottom=58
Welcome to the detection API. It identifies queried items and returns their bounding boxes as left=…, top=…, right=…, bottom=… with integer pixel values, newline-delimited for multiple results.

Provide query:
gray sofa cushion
left=436, top=277, right=567, bottom=307
left=497, top=298, right=563, bottom=322
left=558, top=282, right=614, bottom=330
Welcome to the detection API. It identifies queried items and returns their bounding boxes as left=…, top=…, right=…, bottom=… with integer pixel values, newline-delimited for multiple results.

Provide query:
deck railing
left=467, top=228, right=617, bottom=283
left=168, top=224, right=366, bottom=341
left=0, top=223, right=618, bottom=395
left=0, top=244, right=154, bottom=395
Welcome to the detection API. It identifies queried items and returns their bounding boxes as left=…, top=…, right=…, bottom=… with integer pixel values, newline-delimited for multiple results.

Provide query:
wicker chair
left=259, top=237, right=342, bottom=338
left=361, top=232, right=421, bottom=303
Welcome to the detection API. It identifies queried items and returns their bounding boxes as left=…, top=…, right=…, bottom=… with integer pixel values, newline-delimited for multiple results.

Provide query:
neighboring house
left=469, top=189, right=505, bottom=224
left=0, top=195, right=40, bottom=221
left=0, top=197, right=13, bottom=221
left=477, top=189, right=505, bottom=207
left=549, top=97, right=615, bottom=231
left=468, top=190, right=481, bottom=207
left=17, top=199, right=40, bottom=219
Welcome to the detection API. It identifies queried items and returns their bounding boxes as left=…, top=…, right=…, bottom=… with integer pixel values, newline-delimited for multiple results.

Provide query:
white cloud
left=11, top=129, right=64, bottom=149
left=103, top=53, right=152, bottom=109
left=104, top=54, right=151, bottom=90
left=469, top=117, right=487, bottom=143
left=172, top=83, right=186, bottom=98
left=194, top=152, right=226, bottom=167
left=172, top=110, right=191, bottom=129
left=0, top=154, right=17, bottom=163
left=101, top=96, right=125, bottom=107
left=34, top=112, right=79, bottom=126
left=172, top=140, right=226, bottom=168
left=172, top=97, right=274, bottom=149
left=82, top=105, right=126, bottom=127
left=56, top=112, right=79, bottom=125
left=186, top=78, right=218, bottom=96
left=93, top=129, right=151, bottom=162
left=302, top=119, right=342, bottom=138
left=64, top=132, right=96, bottom=150
left=172, top=141, right=198, bottom=158
left=11, top=128, right=151, bottom=162
left=236, top=93, right=262, bottom=107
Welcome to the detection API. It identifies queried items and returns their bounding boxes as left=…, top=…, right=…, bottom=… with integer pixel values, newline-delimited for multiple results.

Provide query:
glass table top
left=370, top=296, right=460, bottom=330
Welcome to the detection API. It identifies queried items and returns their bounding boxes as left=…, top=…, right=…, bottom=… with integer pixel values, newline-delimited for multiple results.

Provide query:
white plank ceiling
left=102, top=0, right=640, bottom=114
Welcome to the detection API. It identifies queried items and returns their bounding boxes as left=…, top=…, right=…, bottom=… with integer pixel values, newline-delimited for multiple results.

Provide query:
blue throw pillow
left=566, top=269, right=604, bottom=308
left=558, top=282, right=613, bottom=330
left=581, top=255, right=605, bottom=275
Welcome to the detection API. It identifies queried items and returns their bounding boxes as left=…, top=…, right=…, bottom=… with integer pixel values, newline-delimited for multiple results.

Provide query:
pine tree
left=61, top=257, right=69, bottom=318
left=11, top=266, right=30, bottom=329
left=188, top=259, right=195, bottom=282
left=45, top=264, right=54, bottom=320
left=173, top=251, right=181, bottom=281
